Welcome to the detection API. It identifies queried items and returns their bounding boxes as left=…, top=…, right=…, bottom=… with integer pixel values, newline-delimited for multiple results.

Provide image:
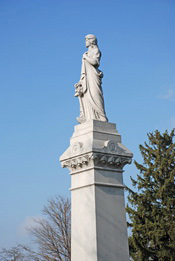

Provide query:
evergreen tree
left=126, top=129, right=175, bottom=261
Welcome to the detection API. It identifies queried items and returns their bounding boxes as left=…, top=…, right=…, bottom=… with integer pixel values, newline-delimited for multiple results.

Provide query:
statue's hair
left=85, top=34, right=97, bottom=45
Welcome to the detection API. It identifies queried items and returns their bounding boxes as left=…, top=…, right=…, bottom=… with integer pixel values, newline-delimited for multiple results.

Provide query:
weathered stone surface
left=74, top=35, right=108, bottom=123
left=60, top=120, right=132, bottom=173
left=60, top=120, right=132, bottom=261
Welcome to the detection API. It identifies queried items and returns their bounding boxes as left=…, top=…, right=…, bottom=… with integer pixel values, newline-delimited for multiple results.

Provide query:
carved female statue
left=74, top=34, right=108, bottom=124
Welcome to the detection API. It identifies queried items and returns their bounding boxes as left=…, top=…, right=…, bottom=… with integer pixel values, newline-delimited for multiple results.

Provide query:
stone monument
left=60, top=34, right=133, bottom=261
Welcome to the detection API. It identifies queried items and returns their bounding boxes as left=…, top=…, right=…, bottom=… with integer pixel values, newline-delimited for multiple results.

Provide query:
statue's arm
left=83, top=54, right=98, bottom=66
left=83, top=50, right=100, bottom=66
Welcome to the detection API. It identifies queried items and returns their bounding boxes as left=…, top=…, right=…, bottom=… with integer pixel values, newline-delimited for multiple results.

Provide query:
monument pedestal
left=60, top=120, right=133, bottom=261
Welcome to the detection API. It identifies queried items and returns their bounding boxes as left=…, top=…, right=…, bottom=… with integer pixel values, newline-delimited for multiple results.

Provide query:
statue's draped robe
left=79, top=46, right=108, bottom=123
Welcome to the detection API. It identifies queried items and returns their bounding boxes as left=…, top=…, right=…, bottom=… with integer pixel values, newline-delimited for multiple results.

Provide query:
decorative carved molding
left=71, top=142, right=84, bottom=155
left=61, top=151, right=132, bottom=172
left=103, top=140, right=128, bottom=155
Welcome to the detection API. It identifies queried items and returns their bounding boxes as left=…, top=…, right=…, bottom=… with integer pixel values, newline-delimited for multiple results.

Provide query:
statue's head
left=85, top=34, right=97, bottom=47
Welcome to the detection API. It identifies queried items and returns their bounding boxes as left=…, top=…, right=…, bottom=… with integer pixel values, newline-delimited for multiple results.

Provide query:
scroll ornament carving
left=71, top=142, right=84, bottom=155
left=105, top=140, right=124, bottom=154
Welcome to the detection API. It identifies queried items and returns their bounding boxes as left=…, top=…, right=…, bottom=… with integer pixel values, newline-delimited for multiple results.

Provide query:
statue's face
left=85, top=38, right=91, bottom=48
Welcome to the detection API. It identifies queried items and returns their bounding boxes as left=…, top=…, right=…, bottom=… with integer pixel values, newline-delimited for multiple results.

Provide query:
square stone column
left=60, top=120, right=133, bottom=261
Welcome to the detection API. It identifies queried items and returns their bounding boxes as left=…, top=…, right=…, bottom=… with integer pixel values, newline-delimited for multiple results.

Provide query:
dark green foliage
left=126, top=129, right=175, bottom=261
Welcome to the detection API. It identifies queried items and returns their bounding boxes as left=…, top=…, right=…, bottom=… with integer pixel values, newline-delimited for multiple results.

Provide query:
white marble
left=60, top=120, right=133, bottom=261
left=74, top=35, right=108, bottom=123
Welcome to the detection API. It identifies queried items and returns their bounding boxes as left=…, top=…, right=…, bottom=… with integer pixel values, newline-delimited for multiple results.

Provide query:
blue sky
left=0, top=0, right=175, bottom=248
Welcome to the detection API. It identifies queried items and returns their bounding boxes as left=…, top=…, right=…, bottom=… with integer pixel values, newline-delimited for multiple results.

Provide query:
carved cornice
left=60, top=138, right=133, bottom=173
left=61, top=151, right=132, bottom=172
